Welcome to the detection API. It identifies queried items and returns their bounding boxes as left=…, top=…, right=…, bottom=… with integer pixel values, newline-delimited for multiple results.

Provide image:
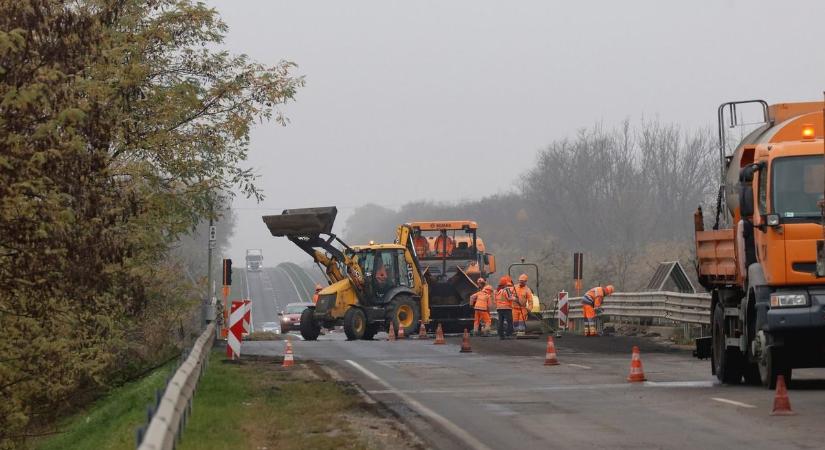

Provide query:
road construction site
left=237, top=265, right=825, bottom=450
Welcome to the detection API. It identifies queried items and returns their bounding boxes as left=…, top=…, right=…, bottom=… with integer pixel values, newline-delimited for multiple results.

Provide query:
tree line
left=344, top=120, right=716, bottom=297
left=0, top=1, right=300, bottom=447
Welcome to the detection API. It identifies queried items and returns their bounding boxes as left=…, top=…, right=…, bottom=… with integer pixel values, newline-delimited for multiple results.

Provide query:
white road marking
left=346, top=360, right=493, bottom=450
left=364, top=380, right=716, bottom=395
left=566, top=363, right=592, bottom=369
left=645, top=381, right=715, bottom=388
left=278, top=266, right=304, bottom=301
left=711, top=397, right=756, bottom=408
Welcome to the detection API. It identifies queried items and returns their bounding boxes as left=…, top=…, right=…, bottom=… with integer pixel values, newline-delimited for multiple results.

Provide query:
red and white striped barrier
left=557, top=290, right=569, bottom=330
left=227, top=300, right=244, bottom=359
left=242, top=299, right=251, bottom=334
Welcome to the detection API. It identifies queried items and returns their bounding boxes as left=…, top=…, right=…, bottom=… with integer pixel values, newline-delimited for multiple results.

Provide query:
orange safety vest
left=313, top=293, right=319, bottom=304
left=582, top=286, right=605, bottom=308
left=495, top=286, right=515, bottom=310
left=515, top=285, right=533, bottom=310
left=471, top=289, right=492, bottom=311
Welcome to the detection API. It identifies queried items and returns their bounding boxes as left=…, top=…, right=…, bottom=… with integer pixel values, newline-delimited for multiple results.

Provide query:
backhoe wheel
left=759, top=345, right=792, bottom=389
left=712, top=306, right=743, bottom=384
left=362, top=323, right=380, bottom=340
left=388, top=295, right=420, bottom=337
left=300, top=308, right=321, bottom=341
left=343, top=307, right=367, bottom=341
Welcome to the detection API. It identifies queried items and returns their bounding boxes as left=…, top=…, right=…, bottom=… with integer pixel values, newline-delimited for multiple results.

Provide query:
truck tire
left=343, top=307, right=367, bottom=341
left=759, top=345, right=792, bottom=389
left=300, top=308, right=321, bottom=341
left=363, top=323, right=380, bottom=340
left=712, top=305, right=743, bottom=384
left=388, top=295, right=420, bottom=337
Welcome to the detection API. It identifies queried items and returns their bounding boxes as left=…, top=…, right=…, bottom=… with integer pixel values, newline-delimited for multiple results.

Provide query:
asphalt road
left=243, top=264, right=316, bottom=332
left=238, top=266, right=825, bottom=450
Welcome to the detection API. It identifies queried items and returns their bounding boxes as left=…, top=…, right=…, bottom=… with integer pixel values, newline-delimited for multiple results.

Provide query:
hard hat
left=605, top=285, right=615, bottom=295
left=499, top=275, right=513, bottom=286
left=483, top=284, right=493, bottom=292
left=477, top=277, right=486, bottom=285
left=315, top=284, right=323, bottom=292
left=518, top=274, right=528, bottom=282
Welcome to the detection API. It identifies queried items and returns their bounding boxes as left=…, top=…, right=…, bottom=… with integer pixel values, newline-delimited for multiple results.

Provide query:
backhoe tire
left=712, top=306, right=743, bottom=384
left=362, top=323, right=380, bottom=340
left=759, top=345, right=792, bottom=389
left=300, top=308, right=321, bottom=341
left=388, top=295, right=420, bottom=337
left=343, top=307, right=367, bottom=341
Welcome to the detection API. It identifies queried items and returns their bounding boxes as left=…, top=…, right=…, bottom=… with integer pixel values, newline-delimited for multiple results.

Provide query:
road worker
left=581, top=285, right=614, bottom=336
left=312, top=284, right=323, bottom=304
left=513, top=274, right=534, bottom=334
left=470, top=281, right=493, bottom=335
left=495, top=275, right=517, bottom=339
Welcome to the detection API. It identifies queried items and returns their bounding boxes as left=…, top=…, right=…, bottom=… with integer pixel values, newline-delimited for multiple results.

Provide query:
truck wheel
left=300, top=309, right=320, bottom=341
left=388, top=295, right=420, bottom=337
left=759, top=345, right=792, bottom=389
left=712, top=305, right=743, bottom=384
left=343, top=307, right=367, bottom=341
left=362, top=323, right=380, bottom=340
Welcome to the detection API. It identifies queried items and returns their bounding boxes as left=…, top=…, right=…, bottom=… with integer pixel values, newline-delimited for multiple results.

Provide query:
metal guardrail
left=137, top=322, right=215, bottom=450
left=541, top=291, right=711, bottom=325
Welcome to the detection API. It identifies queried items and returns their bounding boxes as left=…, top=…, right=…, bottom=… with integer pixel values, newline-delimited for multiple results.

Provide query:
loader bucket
left=262, top=206, right=338, bottom=237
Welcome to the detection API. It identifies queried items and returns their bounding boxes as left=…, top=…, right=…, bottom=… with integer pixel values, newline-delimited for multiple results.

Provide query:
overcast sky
left=207, top=0, right=825, bottom=265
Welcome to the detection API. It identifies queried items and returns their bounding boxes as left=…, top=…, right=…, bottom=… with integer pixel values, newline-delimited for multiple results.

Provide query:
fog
left=206, top=0, right=825, bottom=265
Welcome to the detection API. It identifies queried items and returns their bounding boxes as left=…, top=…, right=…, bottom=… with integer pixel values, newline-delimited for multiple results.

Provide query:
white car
left=261, top=321, right=280, bottom=333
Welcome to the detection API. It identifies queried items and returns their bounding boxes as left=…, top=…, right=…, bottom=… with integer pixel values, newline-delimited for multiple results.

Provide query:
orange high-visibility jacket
left=495, top=286, right=515, bottom=310
left=582, top=286, right=605, bottom=308
left=471, top=289, right=492, bottom=311
left=515, top=285, right=533, bottom=310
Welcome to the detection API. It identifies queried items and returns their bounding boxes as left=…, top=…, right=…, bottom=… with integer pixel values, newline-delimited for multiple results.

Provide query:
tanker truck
left=694, top=100, right=825, bottom=388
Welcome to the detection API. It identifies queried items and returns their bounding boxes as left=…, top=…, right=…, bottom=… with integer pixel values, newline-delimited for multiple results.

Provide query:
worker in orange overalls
left=470, top=278, right=493, bottom=335
left=495, top=276, right=516, bottom=339
left=513, top=274, right=534, bottom=333
left=581, top=285, right=614, bottom=336
left=312, top=284, right=323, bottom=304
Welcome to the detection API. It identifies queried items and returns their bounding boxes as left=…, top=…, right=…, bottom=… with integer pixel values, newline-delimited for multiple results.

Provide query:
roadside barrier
left=137, top=322, right=215, bottom=450
left=226, top=300, right=244, bottom=359
left=627, top=346, right=647, bottom=382
left=543, top=336, right=559, bottom=366
left=771, top=376, right=795, bottom=416
left=541, top=291, right=712, bottom=326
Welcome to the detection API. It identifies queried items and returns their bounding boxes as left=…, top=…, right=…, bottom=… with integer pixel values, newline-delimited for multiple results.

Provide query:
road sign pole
left=206, top=218, right=215, bottom=327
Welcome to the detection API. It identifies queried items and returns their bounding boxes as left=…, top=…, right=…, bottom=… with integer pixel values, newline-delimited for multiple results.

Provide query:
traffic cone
left=460, top=328, right=472, bottom=353
left=418, top=321, right=428, bottom=339
left=627, top=346, right=646, bottom=382
left=398, top=323, right=405, bottom=339
left=388, top=322, right=396, bottom=341
left=771, top=375, right=795, bottom=416
left=544, top=336, right=560, bottom=366
left=282, top=339, right=294, bottom=368
left=433, top=323, right=446, bottom=345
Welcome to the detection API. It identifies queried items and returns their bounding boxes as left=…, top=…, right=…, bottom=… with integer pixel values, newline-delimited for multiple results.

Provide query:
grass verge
left=33, top=361, right=175, bottom=450
left=179, top=349, right=419, bottom=450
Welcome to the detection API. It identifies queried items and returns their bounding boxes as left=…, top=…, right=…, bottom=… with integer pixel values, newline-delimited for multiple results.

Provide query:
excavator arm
left=263, top=207, right=366, bottom=291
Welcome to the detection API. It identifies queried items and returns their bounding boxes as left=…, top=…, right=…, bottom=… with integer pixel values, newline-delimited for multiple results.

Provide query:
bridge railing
left=540, top=291, right=711, bottom=325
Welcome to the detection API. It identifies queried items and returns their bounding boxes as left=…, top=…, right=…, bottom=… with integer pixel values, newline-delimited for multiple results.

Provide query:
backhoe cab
left=262, top=207, right=429, bottom=340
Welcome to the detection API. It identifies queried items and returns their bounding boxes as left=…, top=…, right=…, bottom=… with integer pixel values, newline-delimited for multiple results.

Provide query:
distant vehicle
left=279, top=302, right=313, bottom=333
left=246, top=249, right=263, bottom=271
left=261, top=321, right=280, bottom=333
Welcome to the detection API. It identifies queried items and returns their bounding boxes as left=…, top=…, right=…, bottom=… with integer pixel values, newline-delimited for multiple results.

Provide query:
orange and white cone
left=771, top=375, right=795, bottom=416
left=627, top=346, right=646, bottom=382
left=460, top=328, right=472, bottom=353
left=398, top=323, right=405, bottom=339
left=433, top=323, right=446, bottom=345
left=282, top=339, right=294, bottom=368
left=418, top=321, right=428, bottom=339
left=388, top=322, right=396, bottom=341
left=544, top=336, right=560, bottom=366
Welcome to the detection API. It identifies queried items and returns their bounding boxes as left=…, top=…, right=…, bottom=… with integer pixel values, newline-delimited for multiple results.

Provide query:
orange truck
left=407, top=221, right=496, bottom=332
left=694, top=100, right=825, bottom=388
